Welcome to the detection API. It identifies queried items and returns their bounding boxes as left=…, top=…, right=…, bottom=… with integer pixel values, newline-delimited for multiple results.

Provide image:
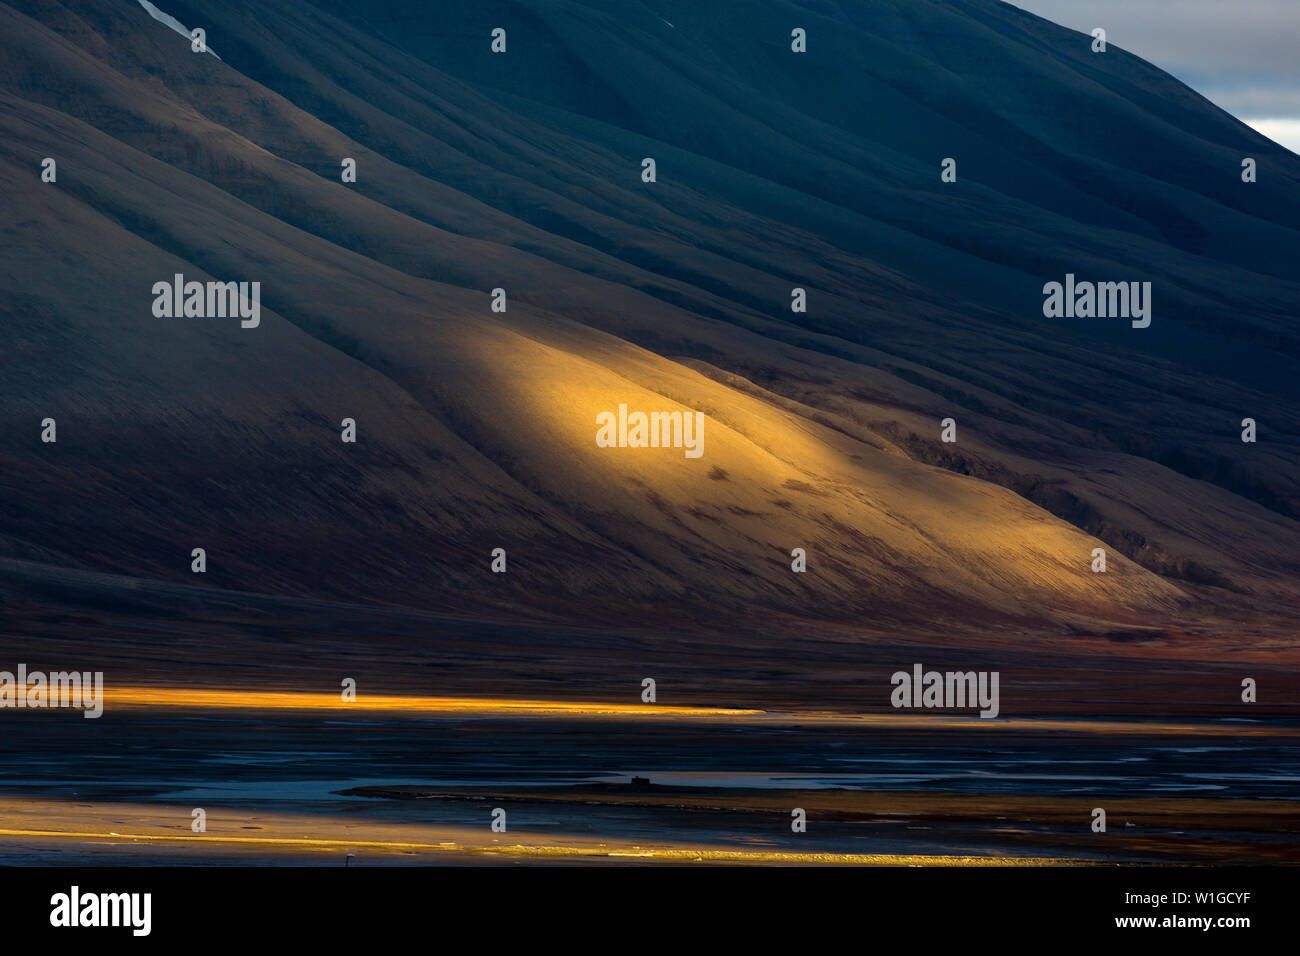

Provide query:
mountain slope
left=1, top=0, right=1297, bottom=647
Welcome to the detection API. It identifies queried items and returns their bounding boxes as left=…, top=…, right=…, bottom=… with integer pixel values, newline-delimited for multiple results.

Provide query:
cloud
left=1241, top=118, right=1300, bottom=155
left=1004, top=1, right=1300, bottom=120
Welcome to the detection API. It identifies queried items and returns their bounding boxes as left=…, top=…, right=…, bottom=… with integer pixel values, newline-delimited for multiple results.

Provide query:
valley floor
left=1, top=694, right=1296, bottom=865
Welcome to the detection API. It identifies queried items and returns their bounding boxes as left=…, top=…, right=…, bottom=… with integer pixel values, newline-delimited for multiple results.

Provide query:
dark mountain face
left=306, top=0, right=1300, bottom=376
left=0, top=0, right=1297, bottom=673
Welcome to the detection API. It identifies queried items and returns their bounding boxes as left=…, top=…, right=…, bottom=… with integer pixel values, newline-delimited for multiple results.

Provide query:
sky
left=1004, top=0, right=1300, bottom=153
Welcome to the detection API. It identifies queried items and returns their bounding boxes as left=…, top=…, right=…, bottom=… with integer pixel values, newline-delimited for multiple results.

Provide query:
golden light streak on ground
left=100, top=686, right=762, bottom=717
left=0, top=828, right=1084, bottom=866
left=94, top=686, right=1300, bottom=736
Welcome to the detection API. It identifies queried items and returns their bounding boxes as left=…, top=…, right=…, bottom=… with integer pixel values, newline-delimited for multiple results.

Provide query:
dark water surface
left=3, top=710, right=1295, bottom=801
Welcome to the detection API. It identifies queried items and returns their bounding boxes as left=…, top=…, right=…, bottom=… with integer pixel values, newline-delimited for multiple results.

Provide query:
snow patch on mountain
left=134, top=0, right=221, bottom=60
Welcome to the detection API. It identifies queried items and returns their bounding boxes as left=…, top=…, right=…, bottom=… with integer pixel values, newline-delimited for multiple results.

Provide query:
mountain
left=1, top=0, right=1297, bottom=707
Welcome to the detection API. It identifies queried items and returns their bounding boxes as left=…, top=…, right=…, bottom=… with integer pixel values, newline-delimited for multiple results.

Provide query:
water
left=2, top=710, right=1295, bottom=801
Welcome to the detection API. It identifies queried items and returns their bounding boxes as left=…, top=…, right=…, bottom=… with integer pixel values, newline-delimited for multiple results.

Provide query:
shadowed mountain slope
left=1, top=0, right=1298, bottom=652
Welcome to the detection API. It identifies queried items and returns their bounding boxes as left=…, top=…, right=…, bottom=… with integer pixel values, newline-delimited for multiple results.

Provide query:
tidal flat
left=1, top=697, right=1295, bottom=865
